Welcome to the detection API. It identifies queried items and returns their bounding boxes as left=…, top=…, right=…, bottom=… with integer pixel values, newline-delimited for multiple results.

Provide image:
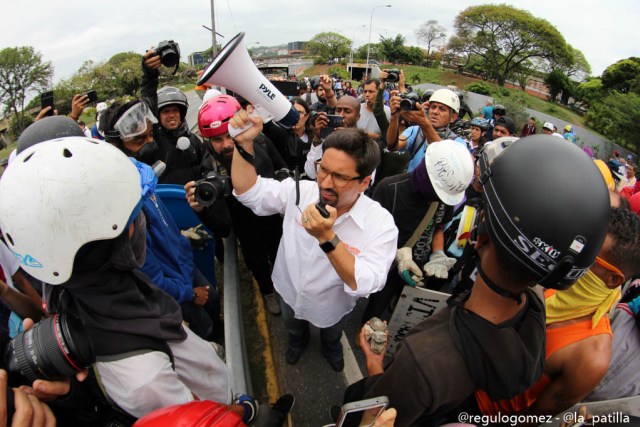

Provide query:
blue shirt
left=481, top=106, right=493, bottom=120
left=400, top=126, right=467, bottom=172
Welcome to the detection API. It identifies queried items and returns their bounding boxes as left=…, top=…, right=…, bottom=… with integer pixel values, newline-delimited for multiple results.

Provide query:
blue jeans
left=279, top=298, right=347, bottom=362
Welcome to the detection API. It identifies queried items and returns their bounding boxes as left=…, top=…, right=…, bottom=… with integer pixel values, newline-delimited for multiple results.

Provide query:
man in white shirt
left=230, top=110, right=398, bottom=372
left=357, top=79, right=391, bottom=138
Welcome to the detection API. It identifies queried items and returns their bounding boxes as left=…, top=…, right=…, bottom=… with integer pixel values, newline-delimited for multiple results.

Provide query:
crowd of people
left=0, top=49, right=638, bottom=427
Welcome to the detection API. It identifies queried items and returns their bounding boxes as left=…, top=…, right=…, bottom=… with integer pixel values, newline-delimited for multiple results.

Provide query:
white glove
left=423, top=251, right=457, bottom=279
left=396, top=247, right=423, bottom=286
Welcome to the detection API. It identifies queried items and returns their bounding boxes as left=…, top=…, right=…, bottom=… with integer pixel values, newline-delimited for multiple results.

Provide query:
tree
left=585, top=91, right=640, bottom=154
left=575, top=78, right=605, bottom=107
left=0, top=46, right=53, bottom=133
left=306, top=32, right=351, bottom=62
left=378, top=34, right=407, bottom=63
left=354, top=44, right=379, bottom=61
left=601, top=57, right=640, bottom=94
left=452, top=4, right=572, bottom=85
left=415, top=20, right=447, bottom=67
left=545, top=69, right=574, bottom=104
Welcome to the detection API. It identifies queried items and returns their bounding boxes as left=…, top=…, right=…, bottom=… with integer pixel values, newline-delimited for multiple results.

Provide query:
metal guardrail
left=223, top=231, right=253, bottom=395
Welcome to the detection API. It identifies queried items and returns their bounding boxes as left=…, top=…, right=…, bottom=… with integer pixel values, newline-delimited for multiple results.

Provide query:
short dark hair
left=322, top=128, right=380, bottom=178
left=604, top=207, right=640, bottom=278
left=100, top=100, right=142, bottom=144
left=364, top=79, right=379, bottom=87
left=78, top=121, right=86, bottom=126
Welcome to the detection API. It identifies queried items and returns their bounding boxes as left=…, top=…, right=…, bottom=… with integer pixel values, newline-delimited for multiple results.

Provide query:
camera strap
left=233, top=141, right=255, bottom=165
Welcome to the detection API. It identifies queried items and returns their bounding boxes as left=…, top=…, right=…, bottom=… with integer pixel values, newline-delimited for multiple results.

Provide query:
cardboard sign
left=386, top=286, right=451, bottom=357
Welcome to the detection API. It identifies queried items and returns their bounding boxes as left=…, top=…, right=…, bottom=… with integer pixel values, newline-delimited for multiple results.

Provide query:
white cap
left=425, top=140, right=474, bottom=206
left=543, top=122, right=554, bottom=131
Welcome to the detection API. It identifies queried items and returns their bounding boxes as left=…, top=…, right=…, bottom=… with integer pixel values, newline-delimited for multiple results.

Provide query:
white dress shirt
left=235, top=177, right=398, bottom=327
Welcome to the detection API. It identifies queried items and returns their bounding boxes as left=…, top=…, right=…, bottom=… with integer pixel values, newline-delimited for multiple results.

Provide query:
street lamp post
left=365, top=4, right=391, bottom=77
left=350, top=24, right=366, bottom=63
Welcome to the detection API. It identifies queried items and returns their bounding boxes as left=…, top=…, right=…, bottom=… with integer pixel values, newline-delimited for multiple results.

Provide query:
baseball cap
left=543, top=122, right=554, bottom=131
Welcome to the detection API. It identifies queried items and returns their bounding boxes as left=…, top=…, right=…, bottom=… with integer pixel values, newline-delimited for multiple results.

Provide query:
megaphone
left=197, top=32, right=299, bottom=133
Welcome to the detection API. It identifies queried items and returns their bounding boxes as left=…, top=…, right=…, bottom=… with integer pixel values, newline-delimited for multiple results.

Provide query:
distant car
left=368, top=60, right=380, bottom=65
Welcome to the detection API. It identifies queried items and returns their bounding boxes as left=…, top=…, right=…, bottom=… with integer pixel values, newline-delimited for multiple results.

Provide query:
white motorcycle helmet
left=424, top=139, right=474, bottom=206
left=0, top=137, right=142, bottom=285
left=428, top=89, right=460, bottom=114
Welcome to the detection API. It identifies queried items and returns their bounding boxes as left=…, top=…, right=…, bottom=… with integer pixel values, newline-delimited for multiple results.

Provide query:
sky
left=3, top=0, right=639, bottom=84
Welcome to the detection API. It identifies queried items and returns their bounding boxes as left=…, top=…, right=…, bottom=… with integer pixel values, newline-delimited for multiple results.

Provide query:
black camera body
left=155, top=40, right=180, bottom=68
left=384, top=69, right=401, bottom=83
left=194, top=172, right=231, bottom=207
left=274, top=168, right=293, bottom=181
left=399, top=92, right=420, bottom=111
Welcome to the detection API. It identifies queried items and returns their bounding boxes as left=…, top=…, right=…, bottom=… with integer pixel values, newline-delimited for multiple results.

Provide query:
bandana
left=546, top=269, right=621, bottom=328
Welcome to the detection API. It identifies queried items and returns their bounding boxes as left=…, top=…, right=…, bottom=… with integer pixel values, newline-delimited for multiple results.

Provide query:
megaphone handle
left=228, top=105, right=274, bottom=138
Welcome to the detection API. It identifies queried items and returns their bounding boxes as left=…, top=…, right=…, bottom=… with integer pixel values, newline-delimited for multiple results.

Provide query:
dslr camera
left=398, top=92, right=420, bottom=111
left=384, top=69, right=401, bottom=83
left=194, top=172, right=231, bottom=207
left=4, top=312, right=94, bottom=386
left=155, top=40, right=180, bottom=68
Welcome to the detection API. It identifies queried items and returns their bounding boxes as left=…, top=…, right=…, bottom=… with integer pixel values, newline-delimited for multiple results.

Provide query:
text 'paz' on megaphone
left=197, top=32, right=299, bottom=133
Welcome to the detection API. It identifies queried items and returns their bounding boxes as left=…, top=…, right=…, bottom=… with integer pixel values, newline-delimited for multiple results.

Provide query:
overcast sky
left=3, top=0, right=639, bottom=83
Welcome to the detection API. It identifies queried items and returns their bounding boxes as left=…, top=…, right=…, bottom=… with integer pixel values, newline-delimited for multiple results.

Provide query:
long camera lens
left=5, top=312, right=95, bottom=384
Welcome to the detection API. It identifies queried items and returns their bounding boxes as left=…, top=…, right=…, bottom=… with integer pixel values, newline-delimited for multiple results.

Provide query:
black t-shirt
left=373, top=173, right=453, bottom=265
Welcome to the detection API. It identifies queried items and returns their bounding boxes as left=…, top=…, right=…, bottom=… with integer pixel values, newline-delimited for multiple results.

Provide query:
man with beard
left=308, top=74, right=338, bottom=113
left=141, top=50, right=204, bottom=185
left=229, top=108, right=398, bottom=372
left=185, top=95, right=285, bottom=315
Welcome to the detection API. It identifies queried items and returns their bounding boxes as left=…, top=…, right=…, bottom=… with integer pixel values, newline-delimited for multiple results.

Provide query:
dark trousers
left=280, top=298, right=346, bottom=362
left=181, top=269, right=222, bottom=342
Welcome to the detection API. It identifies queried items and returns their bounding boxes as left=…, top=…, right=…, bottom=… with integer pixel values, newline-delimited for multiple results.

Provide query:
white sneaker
left=264, top=293, right=281, bottom=315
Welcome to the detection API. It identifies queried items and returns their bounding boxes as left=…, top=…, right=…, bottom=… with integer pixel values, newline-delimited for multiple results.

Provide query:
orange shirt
left=475, top=305, right=612, bottom=415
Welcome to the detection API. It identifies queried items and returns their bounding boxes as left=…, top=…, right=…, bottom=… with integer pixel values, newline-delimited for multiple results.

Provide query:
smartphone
left=85, top=90, right=97, bottom=103
left=40, top=91, right=54, bottom=117
left=336, top=396, right=389, bottom=427
left=326, top=114, right=344, bottom=128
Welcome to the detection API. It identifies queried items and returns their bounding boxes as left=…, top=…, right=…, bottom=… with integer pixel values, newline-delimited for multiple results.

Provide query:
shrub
left=465, top=82, right=493, bottom=96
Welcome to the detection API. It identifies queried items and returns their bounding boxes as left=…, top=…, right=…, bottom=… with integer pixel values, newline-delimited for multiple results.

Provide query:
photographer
left=308, top=75, right=338, bottom=113
left=141, top=47, right=204, bottom=185
left=186, top=94, right=284, bottom=315
left=357, top=79, right=391, bottom=139
left=386, top=88, right=467, bottom=173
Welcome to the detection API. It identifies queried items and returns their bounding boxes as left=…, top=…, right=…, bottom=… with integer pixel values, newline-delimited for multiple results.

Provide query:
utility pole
left=210, top=0, right=217, bottom=56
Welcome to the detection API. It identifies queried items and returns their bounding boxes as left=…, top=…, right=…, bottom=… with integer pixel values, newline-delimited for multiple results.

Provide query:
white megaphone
left=197, top=32, right=299, bottom=136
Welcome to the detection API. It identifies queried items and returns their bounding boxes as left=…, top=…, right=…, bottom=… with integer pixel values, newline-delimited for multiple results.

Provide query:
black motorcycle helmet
left=493, top=104, right=506, bottom=117
left=421, top=89, right=435, bottom=103
left=17, top=116, right=84, bottom=154
left=157, top=86, right=188, bottom=120
left=479, top=134, right=610, bottom=290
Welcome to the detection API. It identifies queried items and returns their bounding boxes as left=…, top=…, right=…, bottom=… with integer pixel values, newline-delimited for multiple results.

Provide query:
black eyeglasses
left=314, top=160, right=362, bottom=188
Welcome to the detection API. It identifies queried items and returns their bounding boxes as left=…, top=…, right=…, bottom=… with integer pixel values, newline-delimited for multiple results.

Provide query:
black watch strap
left=320, top=235, right=340, bottom=253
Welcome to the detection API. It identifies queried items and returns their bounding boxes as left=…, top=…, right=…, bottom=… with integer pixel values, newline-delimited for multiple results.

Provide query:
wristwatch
left=320, top=235, right=340, bottom=253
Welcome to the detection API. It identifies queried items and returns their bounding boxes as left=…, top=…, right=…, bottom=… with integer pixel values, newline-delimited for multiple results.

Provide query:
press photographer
left=185, top=94, right=286, bottom=315
left=141, top=42, right=206, bottom=186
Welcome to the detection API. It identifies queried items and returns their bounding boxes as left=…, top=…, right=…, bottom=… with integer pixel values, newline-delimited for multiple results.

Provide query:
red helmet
left=198, top=95, right=241, bottom=138
left=133, top=401, right=244, bottom=427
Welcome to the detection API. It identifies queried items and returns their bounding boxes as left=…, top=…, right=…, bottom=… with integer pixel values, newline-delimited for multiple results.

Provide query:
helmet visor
left=114, top=102, right=157, bottom=140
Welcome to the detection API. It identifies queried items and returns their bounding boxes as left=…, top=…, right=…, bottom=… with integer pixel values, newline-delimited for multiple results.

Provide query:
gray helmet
left=157, top=86, right=188, bottom=118
left=421, top=89, right=435, bottom=103
left=17, top=116, right=84, bottom=154
left=493, top=104, right=506, bottom=116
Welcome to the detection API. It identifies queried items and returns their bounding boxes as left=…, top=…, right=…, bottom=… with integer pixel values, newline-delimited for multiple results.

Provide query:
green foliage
left=354, top=44, right=379, bottom=61
left=497, top=92, right=529, bottom=131
left=378, top=35, right=425, bottom=65
left=465, top=82, right=492, bottom=95
left=452, top=4, right=571, bottom=85
left=306, top=32, right=351, bottom=62
left=0, top=46, right=53, bottom=134
left=544, top=69, right=574, bottom=103
left=576, top=78, right=605, bottom=107
left=585, top=91, right=640, bottom=153
left=601, top=57, right=640, bottom=94
left=328, top=66, right=349, bottom=80
left=9, top=113, right=33, bottom=139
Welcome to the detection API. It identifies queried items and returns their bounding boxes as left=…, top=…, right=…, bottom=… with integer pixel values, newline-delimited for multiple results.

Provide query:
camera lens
left=387, top=73, right=399, bottom=83
left=400, top=99, right=415, bottom=111
left=161, top=49, right=179, bottom=68
left=194, top=181, right=218, bottom=207
left=5, top=313, right=94, bottom=384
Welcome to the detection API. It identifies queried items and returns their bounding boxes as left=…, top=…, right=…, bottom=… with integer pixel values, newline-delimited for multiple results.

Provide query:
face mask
left=134, top=141, right=160, bottom=165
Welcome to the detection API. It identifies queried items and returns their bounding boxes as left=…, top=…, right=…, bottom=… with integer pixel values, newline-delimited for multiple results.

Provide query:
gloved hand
left=423, top=251, right=457, bottom=279
left=396, top=247, right=423, bottom=287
